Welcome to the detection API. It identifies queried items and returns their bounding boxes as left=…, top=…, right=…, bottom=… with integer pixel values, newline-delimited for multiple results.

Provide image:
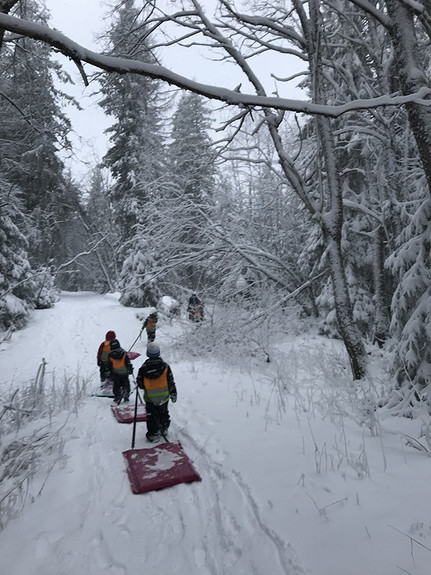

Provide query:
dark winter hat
left=147, top=342, right=160, bottom=357
left=149, top=311, right=158, bottom=319
left=106, top=330, right=116, bottom=341
left=110, top=339, right=120, bottom=350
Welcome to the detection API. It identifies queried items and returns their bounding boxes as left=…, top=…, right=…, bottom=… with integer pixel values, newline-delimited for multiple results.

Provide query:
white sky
left=42, top=0, right=305, bottom=181
left=43, top=0, right=113, bottom=180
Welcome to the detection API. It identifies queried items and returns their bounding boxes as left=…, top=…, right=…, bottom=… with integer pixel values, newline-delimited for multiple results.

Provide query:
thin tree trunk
left=322, top=226, right=367, bottom=378
left=94, top=250, right=115, bottom=292
left=307, top=0, right=367, bottom=378
left=317, top=115, right=367, bottom=378
left=372, top=226, right=390, bottom=347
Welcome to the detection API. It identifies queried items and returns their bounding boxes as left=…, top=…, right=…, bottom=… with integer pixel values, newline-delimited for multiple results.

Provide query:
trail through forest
left=0, top=292, right=430, bottom=575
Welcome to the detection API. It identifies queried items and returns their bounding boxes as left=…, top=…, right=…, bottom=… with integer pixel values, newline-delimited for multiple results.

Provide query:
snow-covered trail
left=2, top=292, right=431, bottom=575
left=0, top=292, right=304, bottom=575
left=1, top=399, right=301, bottom=575
left=0, top=292, right=146, bottom=389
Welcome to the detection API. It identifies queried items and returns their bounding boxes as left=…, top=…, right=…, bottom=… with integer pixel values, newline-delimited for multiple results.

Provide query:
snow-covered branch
left=0, top=14, right=429, bottom=118
left=344, top=0, right=392, bottom=27
left=55, top=236, right=108, bottom=273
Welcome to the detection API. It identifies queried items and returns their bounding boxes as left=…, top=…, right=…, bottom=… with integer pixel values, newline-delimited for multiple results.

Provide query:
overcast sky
left=42, top=0, right=305, bottom=181
left=43, top=0, right=112, bottom=180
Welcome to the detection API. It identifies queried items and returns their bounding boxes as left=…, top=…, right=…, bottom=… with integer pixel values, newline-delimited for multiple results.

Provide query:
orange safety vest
left=110, top=354, right=128, bottom=375
left=145, top=320, right=157, bottom=334
left=100, top=341, right=111, bottom=363
left=143, top=367, right=169, bottom=405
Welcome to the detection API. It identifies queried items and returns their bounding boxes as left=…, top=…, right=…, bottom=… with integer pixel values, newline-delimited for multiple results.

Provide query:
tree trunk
left=385, top=0, right=431, bottom=196
left=322, top=226, right=367, bottom=378
left=306, top=0, right=367, bottom=379
left=372, top=226, right=390, bottom=347
left=317, top=115, right=367, bottom=379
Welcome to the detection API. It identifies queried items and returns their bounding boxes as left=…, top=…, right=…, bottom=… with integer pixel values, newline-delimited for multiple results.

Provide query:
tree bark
left=372, top=225, right=390, bottom=347
left=385, top=0, right=431, bottom=196
left=306, top=0, right=367, bottom=378
left=322, top=225, right=367, bottom=378
left=0, top=0, right=19, bottom=50
left=317, top=116, right=367, bottom=378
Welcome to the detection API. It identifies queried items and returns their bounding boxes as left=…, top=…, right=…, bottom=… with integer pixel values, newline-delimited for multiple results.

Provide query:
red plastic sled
left=127, top=351, right=141, bottom=360
left=111, top=403, right=147, bottom=423
left=123, top=442, right=201, bottom=494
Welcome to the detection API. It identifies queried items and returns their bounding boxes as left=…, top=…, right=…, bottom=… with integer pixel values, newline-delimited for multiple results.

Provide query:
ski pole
left=128, top=331, right=141, bottom=353
left=131, top=376, right=139, bottom=449
left=135, top=384, right=144, bottom=404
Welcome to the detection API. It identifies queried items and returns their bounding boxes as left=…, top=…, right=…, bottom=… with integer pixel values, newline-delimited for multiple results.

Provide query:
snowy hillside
left=0, top=292, right=430, bottom=575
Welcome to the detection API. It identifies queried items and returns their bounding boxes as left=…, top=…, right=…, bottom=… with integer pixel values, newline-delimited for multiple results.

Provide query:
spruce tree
left=98, top=0, right=168, bottom=306
left=168, top=92, right=215, bottom=290
left=99, top=0, right=166, bottom=239
left=0, top=0, right=76, bottom=270
left=0, top=182, right=34, bottom=330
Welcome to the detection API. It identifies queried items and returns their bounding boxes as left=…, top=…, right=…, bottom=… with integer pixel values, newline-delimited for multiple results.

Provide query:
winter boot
left=146, top=431, right=160, bottom=443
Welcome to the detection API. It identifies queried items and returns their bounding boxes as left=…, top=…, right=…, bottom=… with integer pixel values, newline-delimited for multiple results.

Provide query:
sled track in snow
left=176, top=424, right=305, bottom=575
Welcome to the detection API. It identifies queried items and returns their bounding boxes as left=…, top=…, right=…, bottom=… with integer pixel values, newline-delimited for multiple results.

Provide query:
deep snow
left=0, top=292, right=430, bottom=575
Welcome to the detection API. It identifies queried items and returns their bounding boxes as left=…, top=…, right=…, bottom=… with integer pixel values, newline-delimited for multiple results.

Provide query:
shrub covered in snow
left=119, top=239, right=161, bottom=308
left=158, top=295, right=181, bottom=319
left=0, top=360, right=91, bottom=531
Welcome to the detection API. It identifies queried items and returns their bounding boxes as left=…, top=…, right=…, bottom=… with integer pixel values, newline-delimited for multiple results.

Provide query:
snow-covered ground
left=0, top=292, right=430, bottom=575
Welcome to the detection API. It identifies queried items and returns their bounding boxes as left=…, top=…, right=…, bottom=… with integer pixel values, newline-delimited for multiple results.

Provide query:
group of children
left=96, top=311, right=177, bottom=443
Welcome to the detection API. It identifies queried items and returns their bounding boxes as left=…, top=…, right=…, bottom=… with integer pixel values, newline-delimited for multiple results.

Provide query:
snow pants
left=112, top=374, right=130, bottom=402
left=99, top=362, right=110, bottom=382
left=146, top=401, right=170, bottom=435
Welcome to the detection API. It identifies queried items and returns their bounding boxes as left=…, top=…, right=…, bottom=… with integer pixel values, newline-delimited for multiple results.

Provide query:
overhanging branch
left=0, top=13, right=430, bottom=118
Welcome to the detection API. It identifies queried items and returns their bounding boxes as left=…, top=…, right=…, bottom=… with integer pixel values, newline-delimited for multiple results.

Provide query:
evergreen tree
left=0, top=181, right=34, bottom=331
left=79, top=167, right=118, bottom=292
left=98, top=0, right=169, bottom=306
left=0, top=0, right=76, bottom=270
left=99, top=0, right=167, bottom=240
left=387, top=198, right=431, bottom=400
left=119, top=234, right=161, bottom=307
left=168, top=92, right=215, bottom=290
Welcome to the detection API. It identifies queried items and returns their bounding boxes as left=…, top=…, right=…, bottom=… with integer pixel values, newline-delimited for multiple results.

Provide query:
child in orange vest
left=97, top=330, right=116, bottom=383
left=107, top=339, right=134, bottom=404
left=136, top=342, right=177, bottom=442
left=141, top=311, right=158, bottom=342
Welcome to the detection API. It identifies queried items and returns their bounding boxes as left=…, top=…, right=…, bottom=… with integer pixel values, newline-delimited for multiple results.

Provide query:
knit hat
left=147, top=342, right=160, bottom=357
left=110, top=338, right=120, bottom=350
left=106, top=330, right=116, bottom=341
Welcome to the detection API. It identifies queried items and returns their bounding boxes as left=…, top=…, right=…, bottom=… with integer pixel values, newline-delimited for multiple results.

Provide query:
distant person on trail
left=136, top=342, right=177, bottom=443
left=97, top=330, right=116, bottom=384
left=107, top=338, right=133, bottom=405
left=141, top=311, right=158, bottom=342
left=187, top=293, right=204, bottom=322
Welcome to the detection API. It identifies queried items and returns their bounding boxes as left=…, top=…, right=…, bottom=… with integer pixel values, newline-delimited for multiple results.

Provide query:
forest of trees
left=0, top=0, right=430, bottom=410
